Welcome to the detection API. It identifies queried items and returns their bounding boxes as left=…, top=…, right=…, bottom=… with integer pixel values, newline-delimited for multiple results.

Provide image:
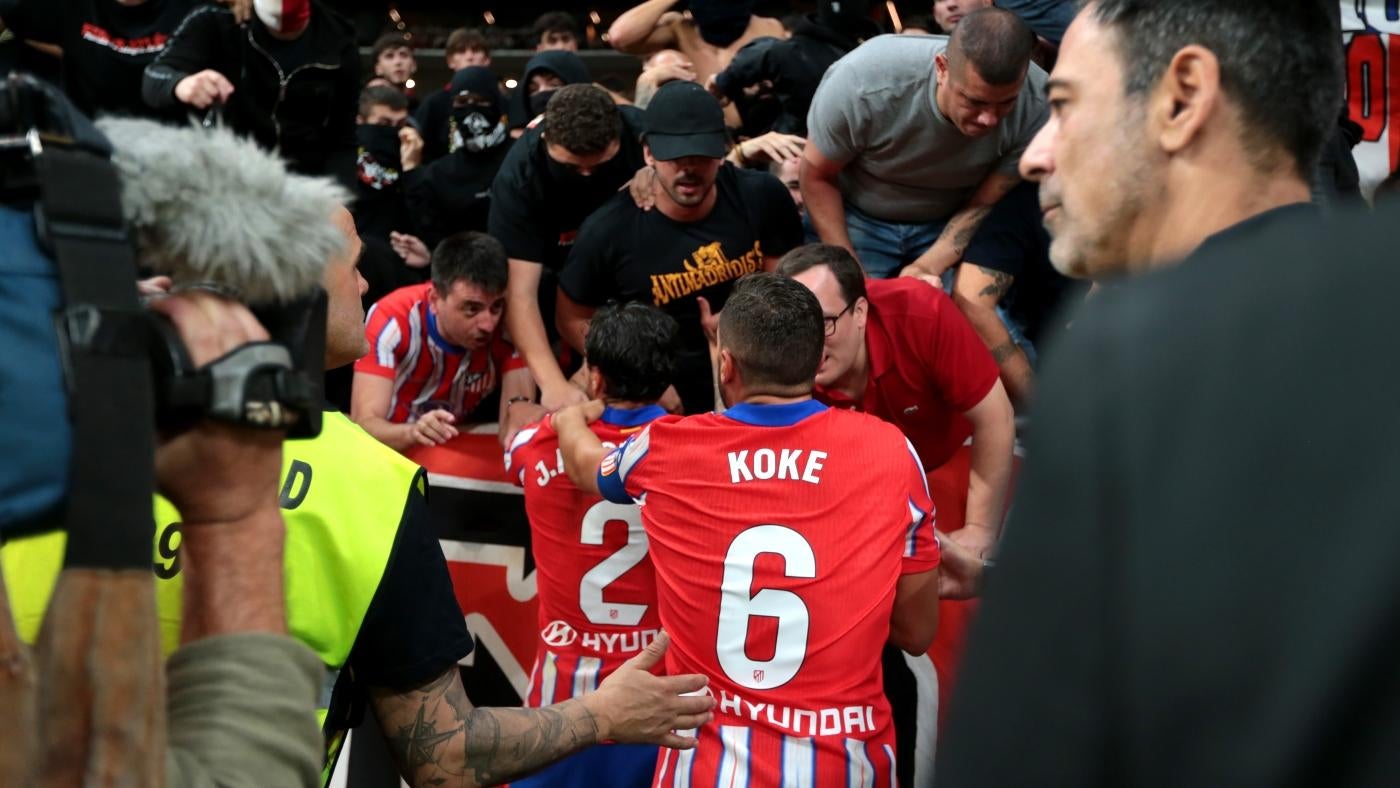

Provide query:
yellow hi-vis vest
left=2, top=411, right=425, bottom=787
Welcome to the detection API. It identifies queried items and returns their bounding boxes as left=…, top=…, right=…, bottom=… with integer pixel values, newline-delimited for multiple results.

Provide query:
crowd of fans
left=0, top=0, right=1383, bottom=786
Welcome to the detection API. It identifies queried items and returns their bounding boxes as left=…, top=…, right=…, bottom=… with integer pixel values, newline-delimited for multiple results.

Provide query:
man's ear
left=1153, top=44, right=1221, bottom=156
left=718, top=348, right=735, bottom=385
left=643, top=143, right=657, bottom=168
left=934, top=53, right=949, bottom=85
left=588, top=365, right=605, bottom=400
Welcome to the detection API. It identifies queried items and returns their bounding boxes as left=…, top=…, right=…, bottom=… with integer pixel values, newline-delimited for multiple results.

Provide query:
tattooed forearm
left=989, top=341, right=1021, bottom=365
left=976, top=266, right=1014, bottom=300
left=462, top=699, right=599, bottom=785
left=373, top=669, right=601, bottom=788
left=941, top=206, right=993, bottom=256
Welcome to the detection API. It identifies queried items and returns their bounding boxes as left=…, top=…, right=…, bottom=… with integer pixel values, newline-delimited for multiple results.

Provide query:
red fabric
left=506, top=413, right=664, bottom=706
left=605, top=407, right=938, bottom=785
left=355, top=282, right=521, bottom=423
left=816, top=278, right=999, bottom=471
left=281, top=0, right=310, bottom=31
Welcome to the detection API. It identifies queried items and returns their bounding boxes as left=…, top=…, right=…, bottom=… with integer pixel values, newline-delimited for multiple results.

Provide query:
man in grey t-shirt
left=802, top=7, right=1047, bottom=278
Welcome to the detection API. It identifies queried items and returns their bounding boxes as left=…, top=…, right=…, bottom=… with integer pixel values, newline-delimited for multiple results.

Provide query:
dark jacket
left=505, top=50, right=592, bottom=131
left=143, top=2, right=359, bottom=187
left=714, top=14, right=879, bottom=135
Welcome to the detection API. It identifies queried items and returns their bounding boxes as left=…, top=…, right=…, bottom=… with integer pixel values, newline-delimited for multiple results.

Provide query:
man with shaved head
left=803, top=6, right=1048, bottom=278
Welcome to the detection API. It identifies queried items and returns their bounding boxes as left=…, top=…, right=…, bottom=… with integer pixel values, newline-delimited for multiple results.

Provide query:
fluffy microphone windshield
left=97, top=117, right=349, bottom=304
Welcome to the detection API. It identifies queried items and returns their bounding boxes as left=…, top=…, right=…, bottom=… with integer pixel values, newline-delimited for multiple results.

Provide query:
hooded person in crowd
left=506, top=49, right=592, bottom=134
left=402, top=66, right=513, bottom=248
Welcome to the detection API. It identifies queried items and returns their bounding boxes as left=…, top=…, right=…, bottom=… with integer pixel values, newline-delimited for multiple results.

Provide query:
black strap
left=36, top=143, right=155, bottom=571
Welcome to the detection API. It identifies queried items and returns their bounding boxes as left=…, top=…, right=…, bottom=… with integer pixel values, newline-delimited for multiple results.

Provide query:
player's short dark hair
left=1087, top=0, right=1343, bottom=176
left=542, top=85, right=622, bottom=155
left=585, top=303, right=679, bottom=402
left=446, top=28, right=489, bottom=57
left=946, top=7, right=1036, bottom=85
left=775, top=244, right=868, bottom=307
left=431, top=232, right=508, bottom=296
left=532, top=11, right=579, bottom=43
left=372, top=32, right=414, bottom=60
left=719, top=273, right=824, bottom=393
left=358, top=85, right=407, bottom=117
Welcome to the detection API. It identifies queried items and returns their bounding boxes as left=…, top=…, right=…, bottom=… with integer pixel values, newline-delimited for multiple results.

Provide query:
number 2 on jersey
left=579, top=500, right=648, bottom=626
left=717, top=525, right=816, bottom=690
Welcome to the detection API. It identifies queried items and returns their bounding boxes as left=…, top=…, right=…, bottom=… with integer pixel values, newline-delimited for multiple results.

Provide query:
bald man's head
left=947, top=6, right=1037, bottom=85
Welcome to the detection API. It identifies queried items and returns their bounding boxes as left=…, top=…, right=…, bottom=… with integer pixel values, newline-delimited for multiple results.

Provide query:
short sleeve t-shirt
left=355, top=282, right=523, bottom=423
left=817, top=278, right=1000, bottom=470
left=557, top=165, right=804, bottom=413
left=963, top=180, right=1087, bottom=348
left=594, top=400, right=939, bottom=785
left=486, top=107, right=648, bottom=273
left=0, top=0, right=203, bottom=118
left=806, top=34, right=1048, bottom=222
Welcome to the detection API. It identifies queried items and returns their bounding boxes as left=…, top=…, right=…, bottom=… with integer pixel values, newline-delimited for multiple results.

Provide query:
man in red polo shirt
left=778, top=244, right=1015, bottom=559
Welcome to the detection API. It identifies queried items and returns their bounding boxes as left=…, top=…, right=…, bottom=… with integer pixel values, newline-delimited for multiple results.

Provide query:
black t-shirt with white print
left=0, top=0, right=204, bottom=118
left=559, top=164, right=804, bottom=414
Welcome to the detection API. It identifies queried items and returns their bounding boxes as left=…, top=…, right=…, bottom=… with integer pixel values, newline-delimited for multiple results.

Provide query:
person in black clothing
left=557, top=81, right=803, bottom=414
left=951, top=181, right=1085, bottom=409
left=937, top=2, right=1355, bottom=786
left=414, top=27, right=491, bottom=165
left=0, top=0, right=223, bottom=119
left=142, top=0, right=359, bottom=187
left=505, top=49, right=592, bottom=135
left=352, top=85, right=421, bottom=246
left=400, top=66, right=512, bottom=249
left=708, top=0, right=880, bottom=135
left=491, top=84, right=648, bottom=413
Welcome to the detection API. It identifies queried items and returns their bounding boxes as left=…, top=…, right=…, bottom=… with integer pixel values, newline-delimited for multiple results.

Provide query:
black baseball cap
left=644, top=81, right=728, bottom=161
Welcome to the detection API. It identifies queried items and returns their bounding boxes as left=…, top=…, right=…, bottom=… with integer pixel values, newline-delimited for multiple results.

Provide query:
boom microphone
left=96, top=117, right=349, bottom=305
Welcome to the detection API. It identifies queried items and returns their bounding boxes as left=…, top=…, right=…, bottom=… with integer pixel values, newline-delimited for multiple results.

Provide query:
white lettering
left=819, top=708, right=841, bottom=736
left=793, top=709, right=818, bottom=736
left=743, top=699, right=766, bottom=720
left=728, top=450, right=753, bottom=483
left=778, top=449, right=801, bottom=480
left=766, top=703, right=792, bottom=729
left=753, top=448, right=775, bottom=479
left=730, top=448, right=827, bottom=485
left=843, top=706, right=867, bottom=733
left=720, top=691, right=742, bottom=715
left=575, top=628, right=659, bottom=655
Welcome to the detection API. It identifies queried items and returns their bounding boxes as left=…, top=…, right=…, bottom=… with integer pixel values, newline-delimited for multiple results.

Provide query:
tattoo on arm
left=376, top=668, right=600, bottom=787
left=975, top=266, right=1015, bottom=300
left=989, top=341, right=1022, bottom=365
left=940, top=206, right=993, bottom=256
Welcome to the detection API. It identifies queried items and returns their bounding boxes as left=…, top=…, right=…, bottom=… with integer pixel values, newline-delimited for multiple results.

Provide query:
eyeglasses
left=823, top=301, right=855, bottom=338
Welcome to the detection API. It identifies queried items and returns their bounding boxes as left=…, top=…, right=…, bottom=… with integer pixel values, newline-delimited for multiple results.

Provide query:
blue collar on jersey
left=722, top=399, right=827, bottom=427
left=601, top=404, right=668, bottom=427
left=426, top=309, right=466, bottom=354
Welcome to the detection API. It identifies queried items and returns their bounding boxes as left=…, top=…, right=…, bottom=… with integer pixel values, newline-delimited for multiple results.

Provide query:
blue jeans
left=844, top=204, right=950, bottom=279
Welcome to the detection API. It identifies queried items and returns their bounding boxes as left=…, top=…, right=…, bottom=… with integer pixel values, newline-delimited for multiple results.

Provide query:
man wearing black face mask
left=490, top=84, right=648, bottom=413
left=399, top=67, right=513, bottom=249
left=609, top=0, right=785, bottom=128
left=352, top=85, right=423, bottom=244
left=506, top=49, right=593, bottom=136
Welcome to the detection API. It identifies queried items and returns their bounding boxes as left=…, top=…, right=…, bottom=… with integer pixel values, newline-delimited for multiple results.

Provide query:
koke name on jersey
left=727, top=448, right=827, bottom=485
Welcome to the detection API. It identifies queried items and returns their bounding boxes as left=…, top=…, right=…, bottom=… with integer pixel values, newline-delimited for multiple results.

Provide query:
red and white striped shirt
left=355, top=282, right=523, bottom=423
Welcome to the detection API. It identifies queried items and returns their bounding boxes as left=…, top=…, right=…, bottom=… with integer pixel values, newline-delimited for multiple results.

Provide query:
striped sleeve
left=597, top=423, right=653, bottom=505
left=901, top=436, right=940, bottom=574
left=354, top=301, right=405, bottom=379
